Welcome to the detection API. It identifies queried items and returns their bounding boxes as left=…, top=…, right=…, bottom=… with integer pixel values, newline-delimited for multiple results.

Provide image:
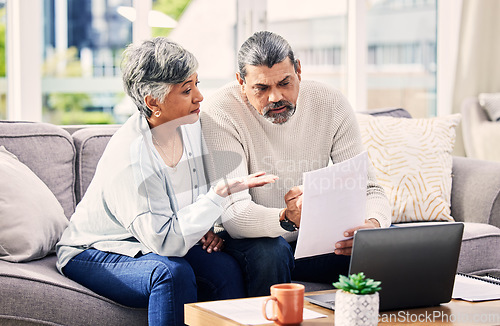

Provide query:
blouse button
left=188, top=152, right=192, bottom=156
left=193, top=168, right=196, bottom=172
left=194, top=185, right=198, bottom=189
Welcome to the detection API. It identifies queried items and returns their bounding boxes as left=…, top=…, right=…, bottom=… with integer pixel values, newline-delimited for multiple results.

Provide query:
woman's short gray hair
left=237, top=31, right=298, bottom=81
left=121, top=37, right=198, bottom=117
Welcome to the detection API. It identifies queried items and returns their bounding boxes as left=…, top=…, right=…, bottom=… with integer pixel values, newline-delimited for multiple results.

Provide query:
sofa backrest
left=0, top=121, right=77, bottom=219
left=0, top=108, right=415, bottom=220
left=70, top=108, right=412, bottom=201
left=71, top=126, right=120, bottom=202
left=360, top=107, right=411, bottom=118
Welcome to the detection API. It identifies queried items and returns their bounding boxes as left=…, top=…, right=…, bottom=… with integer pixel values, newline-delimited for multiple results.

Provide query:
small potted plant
left=333, top=272, right=381, bottom=326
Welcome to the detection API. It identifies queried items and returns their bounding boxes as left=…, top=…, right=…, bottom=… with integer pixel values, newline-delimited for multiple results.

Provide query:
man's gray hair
left=237, top=31, right=298, bottom=81
left=121, top=37, right=198, bottom=117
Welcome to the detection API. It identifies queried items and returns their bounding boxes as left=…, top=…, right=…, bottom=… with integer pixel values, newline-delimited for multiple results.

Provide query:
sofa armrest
left=461, top=97, right=500, bottom=161
left=451, top=156, right=500, bottom=228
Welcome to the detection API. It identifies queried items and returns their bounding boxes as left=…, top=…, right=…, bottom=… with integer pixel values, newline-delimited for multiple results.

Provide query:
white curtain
left=451, top=0, right=500, bottom=156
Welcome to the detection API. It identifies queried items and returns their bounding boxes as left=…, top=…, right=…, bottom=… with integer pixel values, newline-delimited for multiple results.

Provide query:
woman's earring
left=154, top=111, right=161, bottom=118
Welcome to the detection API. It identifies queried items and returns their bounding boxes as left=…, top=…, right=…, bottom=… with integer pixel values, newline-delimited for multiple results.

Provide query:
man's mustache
left=263, top=100, right=294, bottom=115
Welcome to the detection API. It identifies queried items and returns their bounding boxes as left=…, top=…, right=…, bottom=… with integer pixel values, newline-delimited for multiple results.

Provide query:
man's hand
left=200, top=230, right=224, bottom=253
left=334, top=218, right=381, bottom=256
left=283, top=186, right=303, bottom=227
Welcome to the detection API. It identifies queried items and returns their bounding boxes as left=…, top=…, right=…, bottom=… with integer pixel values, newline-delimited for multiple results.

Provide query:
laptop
left=305, top=223, right=464, bottom=311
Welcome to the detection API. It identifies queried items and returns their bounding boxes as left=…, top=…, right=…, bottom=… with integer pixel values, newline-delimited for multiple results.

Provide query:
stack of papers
left=294, top=151, right=368, bottom=259
left=196, top=297, right=327, bottom=325
left=453, top=273, right=500, bottom=301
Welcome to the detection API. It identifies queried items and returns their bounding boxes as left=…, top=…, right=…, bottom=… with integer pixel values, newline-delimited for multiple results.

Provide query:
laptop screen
left=348, top=223, right=464, bottom=311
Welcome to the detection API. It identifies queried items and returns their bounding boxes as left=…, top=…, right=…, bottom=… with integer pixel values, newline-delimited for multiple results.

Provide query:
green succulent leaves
left=333, top=272, right=381, bottom=295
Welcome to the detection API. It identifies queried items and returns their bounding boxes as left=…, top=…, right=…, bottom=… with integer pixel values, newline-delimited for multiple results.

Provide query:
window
left=2, top=0, right=440, bottom=122
left=366, top=0, right=437, bottom=117
left=0, top=1, right=5, bottom=119
left=167, top=0, right=238, bottom=99
left=41, top=0, right=132, bottom=125
left=267, top=0, right=348, bottom=94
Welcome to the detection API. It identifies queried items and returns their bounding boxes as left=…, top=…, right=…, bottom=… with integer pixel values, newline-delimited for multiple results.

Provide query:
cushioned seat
left=0, top=122, right=147, bottom=326
left=0, top=255, right=147, bottom=325
left=459, top=223, right=500, bottom=277
left=393, top=221, right=500, bottom=278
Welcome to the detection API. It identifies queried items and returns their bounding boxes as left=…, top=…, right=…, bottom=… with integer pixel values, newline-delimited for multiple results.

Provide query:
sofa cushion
left=478, top=92, right=500, bottom=122
left=364, top=107, right=412, bottom=119
left=0, top=255, right=148, bottom=325
left=356, top=113, right=461, bottom=223
left=450, top=156, right=500, bottom=228
left=392, top=221, right=500, bottom=277
left=0, top=121, right=76, bottom=218
left=72, top=126, right=119, bottom=202
left=0, top=147, right=69, bottom=262
left=457, top=222, right=500, bottom=277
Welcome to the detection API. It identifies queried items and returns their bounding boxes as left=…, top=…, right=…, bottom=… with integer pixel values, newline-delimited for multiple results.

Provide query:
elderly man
left=201, top=31, right=390, bottom=296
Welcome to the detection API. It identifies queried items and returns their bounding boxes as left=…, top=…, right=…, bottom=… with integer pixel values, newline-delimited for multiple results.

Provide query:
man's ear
left=236, top=72, right=245, bottom=92
left=295, top=59, right=302, bottom=81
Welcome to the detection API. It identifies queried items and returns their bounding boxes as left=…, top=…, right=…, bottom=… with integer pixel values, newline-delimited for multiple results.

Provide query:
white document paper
left=452, top=274, right=500, bottom=301
left=196, top=297, right=327, bottom=325
left=294, top=151, right=368, bottom=259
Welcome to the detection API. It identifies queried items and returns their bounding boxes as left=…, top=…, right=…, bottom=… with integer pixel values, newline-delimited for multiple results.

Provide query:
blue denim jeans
left=219, top=233, right=350, bottom=296
left=289, top=241, right=351, bottom=283
left=220, top=232, right=295, bottom=297
left=62, top=245, right=245, bottom=326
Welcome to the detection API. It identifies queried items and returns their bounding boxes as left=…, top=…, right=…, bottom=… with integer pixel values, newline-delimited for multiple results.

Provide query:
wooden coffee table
left=185, top=290, right=500, bottom=325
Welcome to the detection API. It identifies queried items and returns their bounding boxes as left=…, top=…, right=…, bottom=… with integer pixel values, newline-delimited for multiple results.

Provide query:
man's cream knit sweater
left=201, top=80, right=390, bottom=241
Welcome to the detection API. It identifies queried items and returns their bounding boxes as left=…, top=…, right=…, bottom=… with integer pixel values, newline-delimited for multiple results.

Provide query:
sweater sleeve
left=329, top=94, right=391, bottom=228
left=201, top=109, right=286, bottom=239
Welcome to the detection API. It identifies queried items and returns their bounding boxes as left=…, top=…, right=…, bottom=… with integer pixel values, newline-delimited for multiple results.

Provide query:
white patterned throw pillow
left=478, top=92, right=500, bottom=122
left=356, top=113, right=461, bottom=223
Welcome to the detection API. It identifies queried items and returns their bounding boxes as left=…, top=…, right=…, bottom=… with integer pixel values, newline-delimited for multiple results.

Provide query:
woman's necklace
left=152, top=133, right=179, bottom=172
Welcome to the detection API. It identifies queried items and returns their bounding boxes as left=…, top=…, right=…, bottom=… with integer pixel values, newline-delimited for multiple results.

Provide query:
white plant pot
left=334, top=290, right=379, bottom=326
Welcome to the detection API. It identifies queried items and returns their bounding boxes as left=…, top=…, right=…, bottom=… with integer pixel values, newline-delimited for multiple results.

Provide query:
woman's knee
left=147, top=255, right=197, bottom=297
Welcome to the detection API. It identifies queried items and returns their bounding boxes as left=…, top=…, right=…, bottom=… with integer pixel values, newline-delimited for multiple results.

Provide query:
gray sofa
left=1, top=108, right=500, bottom=325
left=461, top=96, right=500, bottom=162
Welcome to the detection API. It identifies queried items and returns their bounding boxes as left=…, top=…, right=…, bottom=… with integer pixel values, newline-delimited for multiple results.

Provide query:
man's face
left=237, top=58, right=301, bottom=124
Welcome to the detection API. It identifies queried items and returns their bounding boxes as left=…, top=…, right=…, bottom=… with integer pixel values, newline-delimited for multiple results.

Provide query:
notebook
left=453, top=273, right=500, bottom=301
left=305, top=223, right=464, bottom=311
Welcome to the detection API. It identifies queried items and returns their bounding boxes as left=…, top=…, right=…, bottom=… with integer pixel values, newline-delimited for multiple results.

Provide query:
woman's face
left=155, top=72, right=203, bottom=126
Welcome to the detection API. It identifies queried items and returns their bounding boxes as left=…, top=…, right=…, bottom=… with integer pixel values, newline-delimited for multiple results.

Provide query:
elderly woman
left=56, top=37, right=277, bottom=326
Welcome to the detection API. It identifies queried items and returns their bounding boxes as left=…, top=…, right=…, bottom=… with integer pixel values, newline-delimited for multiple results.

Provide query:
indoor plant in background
left=333, top=272, right=382, bottom=326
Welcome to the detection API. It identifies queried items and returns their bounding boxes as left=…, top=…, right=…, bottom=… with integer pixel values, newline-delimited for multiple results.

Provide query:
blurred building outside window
left=0, top=1, right=5, bottom=120
left=0, top=0, right=439, bottom=124
left=171, top=0, right=437, bottom=117
left=366, top=0, right=437, bottom=118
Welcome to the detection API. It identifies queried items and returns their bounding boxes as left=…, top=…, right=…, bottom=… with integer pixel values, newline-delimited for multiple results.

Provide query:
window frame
left=4, top=0, right=459, bottom=121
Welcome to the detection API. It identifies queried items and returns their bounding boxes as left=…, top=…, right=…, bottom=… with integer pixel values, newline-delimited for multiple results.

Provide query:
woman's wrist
left=214, top=179, right=230, bottom=198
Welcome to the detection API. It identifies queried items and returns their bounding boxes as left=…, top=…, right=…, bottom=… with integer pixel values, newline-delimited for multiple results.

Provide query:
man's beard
left=261, top=100, right=296, bottom=124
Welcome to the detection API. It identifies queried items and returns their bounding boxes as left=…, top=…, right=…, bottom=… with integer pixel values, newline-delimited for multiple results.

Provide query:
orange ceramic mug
left=262, top=283, right=305, bottom=325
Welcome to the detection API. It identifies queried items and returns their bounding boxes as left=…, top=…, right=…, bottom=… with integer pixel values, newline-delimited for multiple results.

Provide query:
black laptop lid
left=348, top=223, right=464, bottom=311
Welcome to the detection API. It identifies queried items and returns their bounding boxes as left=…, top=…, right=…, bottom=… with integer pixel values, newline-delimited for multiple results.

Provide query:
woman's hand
left=214, top=171, right=278, bottom=198
left=200, top=230, right=224, bottom=253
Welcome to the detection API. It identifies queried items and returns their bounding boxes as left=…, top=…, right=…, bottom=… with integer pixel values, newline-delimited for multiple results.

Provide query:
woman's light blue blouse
left=56, top=112, right=224, bottom=273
